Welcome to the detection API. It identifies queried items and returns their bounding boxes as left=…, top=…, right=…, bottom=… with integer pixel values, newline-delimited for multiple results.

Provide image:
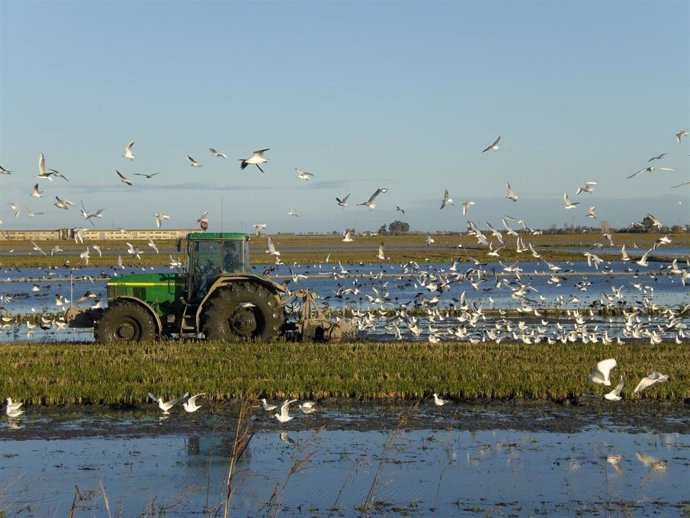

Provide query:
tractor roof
left=187, top=232, right=248, bottom=240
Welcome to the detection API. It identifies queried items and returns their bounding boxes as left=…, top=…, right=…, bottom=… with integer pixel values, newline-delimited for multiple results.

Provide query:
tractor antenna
left=220, top=197, right=224, bottom=233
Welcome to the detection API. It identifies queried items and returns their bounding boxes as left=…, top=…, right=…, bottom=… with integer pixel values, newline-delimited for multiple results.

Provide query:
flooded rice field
left=0, top=257, right=689, bottom=344
left=1, top=401, right=689, bottom=517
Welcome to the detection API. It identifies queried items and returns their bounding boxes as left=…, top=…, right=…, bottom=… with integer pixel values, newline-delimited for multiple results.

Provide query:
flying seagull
left=37, top=153, right=53, bottom=181
left=505, top=182, right=518, bottom=202
left=186, top=155, right=203, bottom=167
left=31, top=183, right=43, bottom=198
left=396, top=205, right=406, bottom=214
left=647, top=152, right=669, bottom=162
left=589, top=358, right=617, bottom=386
left=182, top=393, right=205, bottom=413
left=336, top=193, right=351, bottom=207
left=604, top=376, right=624, bottom=401
left=296, top=169, right=314, bottom=181
left=627, top=166, right=675, bottom=179
left=0, top=165, right=12, bottom=175
left=274, top=399, right=298, bottom=423
left=576, top=181, right=597, bottom=195
left=155, top=211, right=170, bottom=229
left=633, top=371, right=670, bottom=393
left=462, top=200, right=475, bottom=215
left=482, top=136, right=501, bottom=153
left=116, top=169, right=133, bottom=186
left=134, top=172, right=159, bottom=179
left=209, top=148, right=227, bottom=158
left=676, top=130, right=688, bottom=143
left=123, top=140, right=135, bottom=160
left=359, top=187, right=388, bottom=210
left=148, top=392, right=181, bottom=414
left=440, top=190, right=454, bottom=209
left=240, top=148, right=270, bottom=173
left=563, top=192, right=579, bottom=210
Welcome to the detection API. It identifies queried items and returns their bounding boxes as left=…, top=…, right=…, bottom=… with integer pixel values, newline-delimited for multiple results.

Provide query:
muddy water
left=1, top=401, right=689, bottom=517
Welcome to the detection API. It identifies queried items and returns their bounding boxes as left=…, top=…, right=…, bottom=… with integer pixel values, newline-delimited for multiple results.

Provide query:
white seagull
left=604, top=376, right=624, bottom=401
left=31, top=183, right=43, bottom=198
left=134, top=172, right=159, bottom=179
left=5, top=398, right=23, bottom=418
left=676, top=130, right=688, bottom=143
left=148, top=392, right=181, bottom=414
left=149, top=392, right=180, bottom=414
left=182, top=393, right=205, bottom=413
left=209, top=148, right=227, bottom=158
left=336, top=193, right=351, bottom=207
left=440, top=190, right=454, bottom=209
left=482, top=136, right=501, bottom=153
left=633, top=371, right=670, bottom=393
left=432, top=393, right=448, bottom=406
left=576, top=181, right=597, bottom=195
left=274, top=399, right=298, bottom=423
left=0, top=165, right=12, bottom=175
left=589, top=358, right=617, bottom=386
left=299, top=401, right=317, bottom=414
left=462, top=200, right=475, bottom=215
left=627, top=166, right=675, bottom=179
left=359, top=187, right=388, bottom=210
left=37, top=152, right=53, bottom=180
left=586, top=206, right=597, bottom=219
left=240, top=148, right=270, bottom=173
left=186, top=155, right=203, bottom=167
left=155, top=212, right=170, bottom=229
left=123, top=140, right=135, bottom=160
left=505, top=182, right=518, bottom=202
left=266, top=236, right=281, bottom=256
left=260, top=398, right=278, bottom=411
left=116, top=169, right=133, bottom=186
left=563, top=192, right=579, bottom=210
left=296, top=169, right=314, bottom=181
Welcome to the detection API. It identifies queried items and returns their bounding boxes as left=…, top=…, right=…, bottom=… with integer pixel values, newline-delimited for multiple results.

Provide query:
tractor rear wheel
left=202, top=283, right=284, bottom=341
left=94, top=300, right=157, bottom=344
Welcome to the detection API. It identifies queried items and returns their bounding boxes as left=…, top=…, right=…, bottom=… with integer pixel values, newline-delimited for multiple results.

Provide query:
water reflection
left=0, top=408, right=688, bottom=517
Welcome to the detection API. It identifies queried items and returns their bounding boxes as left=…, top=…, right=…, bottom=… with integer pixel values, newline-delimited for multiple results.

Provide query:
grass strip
left=1, top=341, right=688, bottom=405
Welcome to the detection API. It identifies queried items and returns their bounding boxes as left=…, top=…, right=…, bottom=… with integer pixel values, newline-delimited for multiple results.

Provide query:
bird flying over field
left=209, top=148, right=227, bottom=158
left=240, top=148, right=270, bottom=173
left=123, top=140, right=135, bottom=160
left=186, top=155, right=203, bottom=167
left=359, top=187, right=388, bottom=210
left=116, top=170, right=133, bottom=186
left=589, top=358, right=617, bottom=386
left=336, top=193, right=351, bottom=207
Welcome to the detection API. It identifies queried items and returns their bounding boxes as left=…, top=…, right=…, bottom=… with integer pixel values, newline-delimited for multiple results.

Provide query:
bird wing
left=253, top=148, right=270, bottom=156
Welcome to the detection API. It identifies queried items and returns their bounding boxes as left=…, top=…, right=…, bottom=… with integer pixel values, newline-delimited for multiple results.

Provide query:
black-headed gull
left=482, top=136, right=501, bottom=153
left=336, top=193, right=351, bottom=207
left=633, top=371, right=670, bottom=393
left=274, top=399, right=298, bottom=423
left=182, top=393, right=205, bottom=413
left=604, top=376, right=624, bottom=401
left=240, top=148, right=270, bottom=173
left=186, top=155, right=203, bottom=167
left=123, top=140, right=135, bottom=160
left=209, top=148, right=227, bottom=158
left=116, top=170, right=133, bottom=186
left=359, top=187, right=388, bottom=210
left=589, top=358, right=616, bottom=386
left=148, top=392, right=181, bottom=414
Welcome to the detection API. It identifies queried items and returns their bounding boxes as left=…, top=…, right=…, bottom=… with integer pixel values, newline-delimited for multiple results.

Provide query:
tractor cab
left=185, top=232, right=249, bottom=301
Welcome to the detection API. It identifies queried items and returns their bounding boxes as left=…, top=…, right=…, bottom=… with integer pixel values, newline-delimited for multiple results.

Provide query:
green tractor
left=68, top=232, right=350, bottom=343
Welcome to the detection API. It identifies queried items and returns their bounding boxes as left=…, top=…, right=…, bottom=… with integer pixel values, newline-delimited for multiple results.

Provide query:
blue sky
left=1, top=0, right=688, bottom=234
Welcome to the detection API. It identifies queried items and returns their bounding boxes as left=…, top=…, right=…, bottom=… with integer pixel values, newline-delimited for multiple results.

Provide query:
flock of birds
left=2, top=359, right=672, bottom=426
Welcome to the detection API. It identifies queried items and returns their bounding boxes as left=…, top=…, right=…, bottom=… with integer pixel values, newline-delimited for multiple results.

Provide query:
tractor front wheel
left=94, top=300, right=157, bottom=344
left=202, top=284, right=284, bottom=341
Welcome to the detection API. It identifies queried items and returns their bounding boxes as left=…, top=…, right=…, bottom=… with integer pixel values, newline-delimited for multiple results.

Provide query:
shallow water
left=1, top=402, right=688, bottom=517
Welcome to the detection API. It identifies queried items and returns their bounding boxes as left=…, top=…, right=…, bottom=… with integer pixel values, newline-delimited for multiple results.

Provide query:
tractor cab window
left=222, top=241, right=242, bottom=273
left=192, top=240, right=223, bottom=299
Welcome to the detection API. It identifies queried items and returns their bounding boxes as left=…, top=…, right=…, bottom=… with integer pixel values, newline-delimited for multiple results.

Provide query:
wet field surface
left=1, top=401, right=689, bottom=517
